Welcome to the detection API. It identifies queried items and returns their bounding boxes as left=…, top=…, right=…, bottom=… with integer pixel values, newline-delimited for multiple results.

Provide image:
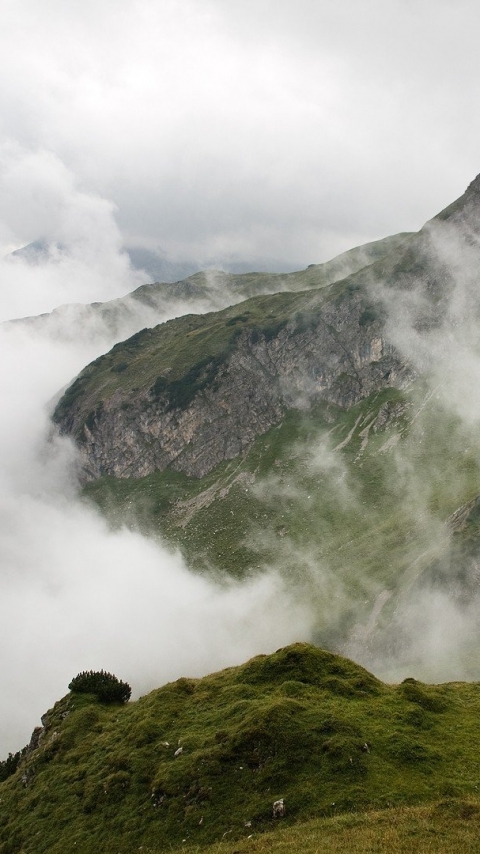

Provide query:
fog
left=0, top=259, right=315, bottom=757
left=4, top=185, right=480, bottom=759
left=234, top=210, right=480, bottom=687
left=349, top=219, right=480, bottom=681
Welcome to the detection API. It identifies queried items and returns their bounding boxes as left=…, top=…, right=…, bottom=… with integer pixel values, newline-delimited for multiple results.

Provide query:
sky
left=2, top=0, right=480, bottom=311
left=2, top=0, right=480, bottom=754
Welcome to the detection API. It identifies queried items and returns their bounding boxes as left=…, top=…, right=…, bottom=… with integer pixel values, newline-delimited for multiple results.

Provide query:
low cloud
left=0, top=317, right=314, bottom=757
left=0, top=145, right=147, bottom=320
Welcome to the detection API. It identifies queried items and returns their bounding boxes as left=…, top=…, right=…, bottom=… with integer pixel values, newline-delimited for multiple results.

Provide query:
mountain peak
left=466, top=173, right=480, bottom=193
left=432, top=172, right=480, bottom=224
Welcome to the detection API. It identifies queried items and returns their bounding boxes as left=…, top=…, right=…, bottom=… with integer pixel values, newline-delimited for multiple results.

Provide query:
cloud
left=1, top=0, right=480, bottom=269
left=0, top=145, right=147, bottom=319
left=0, top=318, right=315, bottom=757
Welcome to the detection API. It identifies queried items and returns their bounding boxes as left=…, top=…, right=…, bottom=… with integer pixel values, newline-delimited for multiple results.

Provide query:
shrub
left=68, top=670, right=131, bottom=704
left=0, top=749, right=26, bottom=782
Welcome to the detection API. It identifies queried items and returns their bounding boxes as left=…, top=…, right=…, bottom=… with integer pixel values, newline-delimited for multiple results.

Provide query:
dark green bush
left=359, top=306, right=378, bottom=326
left=0, top=749, right=26, bottom=782
left=111, top=362, right=128, bottom=373
left=68, top=670, right=131, bottom=704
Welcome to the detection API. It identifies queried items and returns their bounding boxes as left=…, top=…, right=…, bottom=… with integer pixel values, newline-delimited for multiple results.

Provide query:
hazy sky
left=1, top=0, right=480, bottom=287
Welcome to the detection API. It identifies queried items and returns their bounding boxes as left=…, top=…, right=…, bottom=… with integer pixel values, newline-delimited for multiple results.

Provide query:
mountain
left=54, top=175, right=480, bottom=478
left=7, top=240, right=201, bottom=282
left=7, top=232, right=410, bottom=347
left=52, top=287, right=412, bottom=480
left=52, top=174, right=480, bottom=678
left=2, top=642, right=480, bottom=854
left=5, top=178, right=480, bottom=852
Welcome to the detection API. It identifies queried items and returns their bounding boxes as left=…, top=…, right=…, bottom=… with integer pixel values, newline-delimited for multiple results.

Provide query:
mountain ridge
left=6, top=233, right=411, bottom=347
left=54, top=176, right=480, bottom=483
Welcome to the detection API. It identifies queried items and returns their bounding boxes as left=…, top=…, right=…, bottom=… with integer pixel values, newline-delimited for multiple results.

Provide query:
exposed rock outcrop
left=54, top=287, right=412, bottom=480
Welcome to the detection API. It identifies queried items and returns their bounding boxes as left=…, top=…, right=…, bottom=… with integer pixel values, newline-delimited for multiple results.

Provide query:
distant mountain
left=8, top=238, right=62, bottom=263
left=52, top=175, right=480, bottom=678
left=7, top=239, right=200, bottom=281
left=6, top=232, right=411, bottom=347
left=124, top=245, right=201, bottom=282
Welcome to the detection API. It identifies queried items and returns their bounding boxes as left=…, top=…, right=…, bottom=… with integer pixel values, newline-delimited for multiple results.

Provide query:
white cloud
left=0, top=317, right=314, bottom=757
left=0, top=145, right=147, bottom=318
left=1, top=0, right=479, bottom=270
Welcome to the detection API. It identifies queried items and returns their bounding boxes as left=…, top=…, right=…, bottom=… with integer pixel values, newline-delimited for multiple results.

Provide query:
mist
left=229, top=210, right=480, bottom=687
left=5, top=193, right=480, bottom=761
left=0, top=269, right=315, bottom=758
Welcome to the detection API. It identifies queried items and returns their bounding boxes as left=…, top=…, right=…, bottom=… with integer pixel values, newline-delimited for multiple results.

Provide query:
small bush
left=399, top=680, right=447, bottom=713
left=0, top=749, right=26, bottom=782
left=68, top=670, right=131, bottom=704
left=359, top=306, right=378, bottom=326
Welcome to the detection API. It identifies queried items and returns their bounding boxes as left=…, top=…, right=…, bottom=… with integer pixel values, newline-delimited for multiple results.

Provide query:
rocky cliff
left=53, top=283, right=412, bottom=480
left=53, top=175, right=480, bottom=483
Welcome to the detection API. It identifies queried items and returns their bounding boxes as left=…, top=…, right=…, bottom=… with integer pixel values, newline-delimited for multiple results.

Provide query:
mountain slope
left=8, top=232, right=410, bottom=347
left=2, top=643, right=480, bottom=854
left=53, top=285, right=411, bottom=480
left=50, top=174, right=480, bottom=680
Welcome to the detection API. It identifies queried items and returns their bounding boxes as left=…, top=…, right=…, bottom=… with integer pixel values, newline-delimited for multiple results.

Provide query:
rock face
left=53, top=286, right=412, bottom=480
left=49, top=173, right=480, bottom=483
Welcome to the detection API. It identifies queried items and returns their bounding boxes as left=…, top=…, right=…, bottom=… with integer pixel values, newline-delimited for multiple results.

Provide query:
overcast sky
left=2, top=0, right=480, bottom=300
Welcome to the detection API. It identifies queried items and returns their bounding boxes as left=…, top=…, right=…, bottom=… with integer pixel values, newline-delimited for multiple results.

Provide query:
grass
left=3, top=643, right=480, bottom=853
left=83, top=378, right=480, bottom=662
left=180, top=801, right=480, bottom=854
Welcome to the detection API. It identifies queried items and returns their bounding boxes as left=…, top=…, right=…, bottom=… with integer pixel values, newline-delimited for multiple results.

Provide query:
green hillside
left=3, top=643, right=480, bottom=853
left=129, top=231, right=412, bottom=305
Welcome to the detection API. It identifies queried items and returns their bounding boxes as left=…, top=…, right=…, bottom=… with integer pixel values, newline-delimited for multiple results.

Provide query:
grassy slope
left=186, top=801, right=480, bottom=854
left=3, top=643, right=480, bottom=853
left=128, top=232, right=412, bottom=304
left=54, top=275, right=383, bottom=435
left=83, top=377, right=480, bottom=658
